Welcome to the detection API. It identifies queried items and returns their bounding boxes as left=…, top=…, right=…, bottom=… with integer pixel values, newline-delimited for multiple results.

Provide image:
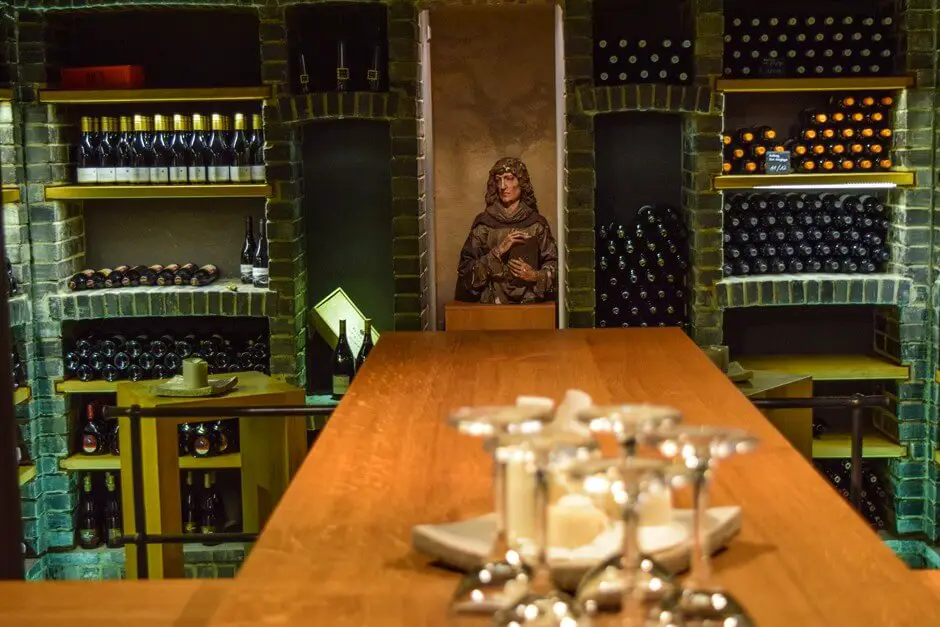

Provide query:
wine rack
left=815, top=459, right=890, bottom=531
left=594, top=37, right=694, bottom=86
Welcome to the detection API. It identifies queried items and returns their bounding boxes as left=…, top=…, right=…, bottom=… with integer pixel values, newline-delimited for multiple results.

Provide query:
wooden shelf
left=813, top=434, right=906, bottom=459
left=55, top=379, right=118, bottom=394
left=715, top=76, right=915, bottom=93
left=714, top=172, right=915, bottom=191
left=13, top=387, right=30, bottom=406
left=45, top=184, right=271, bottom=200
left=60, top=454, right=120, bottom=471
left=0, top=88, right=12, bottom=102
left=2, top=187, right=19, bottom=204
left=38, top=86, right=271, bottom=104
left=735, top=354, right=909, bottom=382
left=18, top=465, right=36, bottom=485
left=60, top=452, right=242, bottom=471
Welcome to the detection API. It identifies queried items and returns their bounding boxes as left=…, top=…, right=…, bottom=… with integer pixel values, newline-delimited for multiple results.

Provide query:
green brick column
left=685, top=0, right=722, bottom=346
left=17, top=9, right=82, bottom=553
left=259, top=4, right=303, bottom=386
left=388, top=1, right=426, bottom=331
left=562, top=0, right=595, bottom=328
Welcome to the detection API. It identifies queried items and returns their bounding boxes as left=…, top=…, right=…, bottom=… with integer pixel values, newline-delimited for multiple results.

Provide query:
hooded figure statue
left=454, top=157, right=558, bottom=304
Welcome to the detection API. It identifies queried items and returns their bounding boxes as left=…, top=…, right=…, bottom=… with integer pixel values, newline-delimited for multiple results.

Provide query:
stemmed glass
left=650, top=426, right=760, bottom=626
left=574, top=404, right=683, bottom=610
left=565, top=457, right=687, bottom=625
left=492, top=431, right=595, bottom=627
left=447, top=405, right=554, bottom=615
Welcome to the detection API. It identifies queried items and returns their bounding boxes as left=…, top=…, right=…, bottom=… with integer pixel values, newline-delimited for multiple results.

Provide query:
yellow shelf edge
left=2, top=187, right=20, bottom=204
left=935, top=450, right=940, bottom=465
left=55, top=379, right=118, bottom=394
left=179, top=452, right=242, bottom=470
left=735, top=354, right=910, bottom=382
left=812, top=434, right=906, bottom=459
left=13, top=387, right=30, bottom=406
left=60, top=454, right=121, bottom=471
left=18, top=465, right=36, bottom=485
left=38, top=85, right=271, bottom=104
left=0, top=88, right=12, bottom=102
left=715, top=76, right=915, bottom=93
left=714, top=172, right=915, bottom=191
left=45, top=184, right=271, bottom=200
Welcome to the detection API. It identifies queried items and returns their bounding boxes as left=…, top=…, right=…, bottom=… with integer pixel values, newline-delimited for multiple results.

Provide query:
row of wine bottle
left=76, top=113, right=265, bottom=185
left=67, top=263, right=220, bottom=291
left=179, top=420, right=239, bottom=458
left=65, top=332, right=270, bottom=382
left=723, top=13, right=896, bottom=78
left=594, top=37, right=693, bottom=85
left=815, top=459, right=887, bottom=532
left=722, top=192, right=890, bottom=276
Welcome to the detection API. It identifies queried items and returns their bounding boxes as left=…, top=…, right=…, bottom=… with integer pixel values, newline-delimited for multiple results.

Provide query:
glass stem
left=529, top=446, right=553, bottom=594
left=687, top=466, right=711, bottom=589
left=488, top=442, right=512, bottom=563
left=620, top=490, right=644, bottom=624
left=621, top=435, right=638, bottom=458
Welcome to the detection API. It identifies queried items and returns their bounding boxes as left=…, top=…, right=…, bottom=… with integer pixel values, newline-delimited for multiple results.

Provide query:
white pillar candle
left=504, top=449, right=536, bottom=545
left=548, top=493, right=609, bottom=549
left=639, top=483, right=673, bottom=527
left=182, top=357, right=209, bottom=388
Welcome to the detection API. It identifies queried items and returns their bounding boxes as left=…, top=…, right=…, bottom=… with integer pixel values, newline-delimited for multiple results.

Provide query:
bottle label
left=201, top=525, right=216, bottom=534
left=252, top=267, right=269, bottom=288
left=250, top=165, right=266, bottom=182
left=82, top=434, right=99, bottom=454
left=188, top=166, right=207, bottom=183
left=169, top=166, right=187, bottom=183
left=193, top=436, right=211, bottom=457
left=76, top=168, right=97, bottom=184
left=184, top=521, right=197, bottom=534
left=332, top=375, right=350, bottom=395
left=150, top=167, right=169, bottom=183
left=107, top=528, right=121, bottom=544
left=115, top=167, right=134, bottom=184
left=230, top=166, right=251, bottom=182
left=79, top=529, right=99, bottom=546
left=240, top=264, right=253, bottom=282
left=208, top=166, right=230, bottom=183
left=218, top=433, right=229, bottom=454
left=135, top=167, right=151, bottom=184
left=97, top=167, right=117, bottom=184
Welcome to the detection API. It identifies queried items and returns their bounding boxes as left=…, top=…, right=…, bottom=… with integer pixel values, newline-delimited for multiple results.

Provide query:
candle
left=182, top=357, right=209, bottom=389
left=548, top=493, right=608, bottom=549
left=504, top=449, right=536, bottom=545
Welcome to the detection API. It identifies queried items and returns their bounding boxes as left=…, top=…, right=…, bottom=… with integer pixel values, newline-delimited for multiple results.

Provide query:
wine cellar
left=0, top=0, right=939, bottom=588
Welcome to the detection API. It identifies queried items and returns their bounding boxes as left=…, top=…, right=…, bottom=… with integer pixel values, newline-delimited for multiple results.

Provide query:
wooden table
left=5, top=329, right=940, bottom=626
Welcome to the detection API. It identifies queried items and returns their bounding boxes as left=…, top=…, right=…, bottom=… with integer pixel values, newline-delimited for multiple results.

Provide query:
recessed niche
left=287, top=3, right=389, bottom=95
left=47, top=9, right=261, bottom=89
left=302, top=119, right=392, bottom=394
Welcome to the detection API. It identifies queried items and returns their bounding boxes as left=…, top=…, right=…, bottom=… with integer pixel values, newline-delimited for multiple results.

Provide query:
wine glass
left=650, top=426, right=760, bottom=626
left=565, top=457, right=687, bottom=625
left=492, top=431, right=595, bottom=627
left=574, top=404, right=683, bottom=606
left=447, top=405, right=554, bottom=614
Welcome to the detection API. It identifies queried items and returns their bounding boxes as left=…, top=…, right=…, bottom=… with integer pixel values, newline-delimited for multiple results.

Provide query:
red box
left=60, top=65, right=145, bottom=90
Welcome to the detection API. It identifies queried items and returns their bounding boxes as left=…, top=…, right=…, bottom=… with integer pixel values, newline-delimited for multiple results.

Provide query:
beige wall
left=430, top=5, right=558, bottom=323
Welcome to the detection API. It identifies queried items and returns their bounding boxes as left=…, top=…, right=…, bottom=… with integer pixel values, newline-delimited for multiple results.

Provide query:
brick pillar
left=388, top=1, right=426, bottom=331
left=562, top=0, right=595, bottom=328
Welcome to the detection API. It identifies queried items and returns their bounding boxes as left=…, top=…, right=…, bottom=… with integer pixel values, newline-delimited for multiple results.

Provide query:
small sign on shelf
left=765, top=151, right=791, bottom=175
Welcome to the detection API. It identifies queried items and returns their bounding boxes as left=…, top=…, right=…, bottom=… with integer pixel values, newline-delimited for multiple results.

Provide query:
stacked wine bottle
left=596, top=205, right=689, bottom=329
left=594, top=37, right=693, bottom=85
left=723, top=93, right=895, bottom=175
left=815, top=459, right=888, bottom=532
left=65, top=332, right=270, bottom=382
left=722, top=192, right=889, bottom=277
left=67, top=263, right=219, bottom=291
left=723, top=14, right=897, bottom=78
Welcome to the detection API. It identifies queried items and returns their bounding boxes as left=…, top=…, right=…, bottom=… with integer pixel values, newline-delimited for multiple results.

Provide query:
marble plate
left=149, top=375, right=239, bottom=397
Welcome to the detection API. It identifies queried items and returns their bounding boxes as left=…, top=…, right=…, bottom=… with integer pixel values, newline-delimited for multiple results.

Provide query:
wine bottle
left=192, top=422, right=213, bottom=458
left=249, top=113, right=265, bottom=183
left=132, top=114, right=152, bottom=185
left=207, top=113, right=230, bottom=183
left=190, top=264, right=219, bottom=286
left=336, top=40, right=350, bottom=91
left=168, top=114, right=190, bottom=184
left=67, top=269, right=95, bottom=291
left=252, top=219, right=269, bottom=288
left=95, top=117, right=117, bottom=184
left=332, top=319, right=355, bottom=399
left=211, top=420, right=235, bottom=455
left=149, top=114, right=171, bottom=184
left=367, top=37, right=381, bottom=91
left=139, top=264, right=163, bottom=286
left=81, top=401, right=108, bottom=455
left=105, top=265, right=129, bottom=289
left=76, top=116, right=98, bottom=184
left=173, top=263, right=198, bottom=285
left=182, top=471, right=199, bottom=534
left=228, top=113, right=251, bottom=183
left=356, top=318, right=374, bottom=370
left=113, top=116, right=135, bottom=184
left=103, top=472, right=122, bottom=547
left=77, top=473, right=102, bottom=549
left=156, top=263, right=181, bottom=286
left=200, top=472, right=221, bottom=536
left=187, top=114, right=209, bottom=183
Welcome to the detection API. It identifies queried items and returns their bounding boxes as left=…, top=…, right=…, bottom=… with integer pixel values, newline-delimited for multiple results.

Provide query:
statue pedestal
left=444, top=301, right=556, bottom=331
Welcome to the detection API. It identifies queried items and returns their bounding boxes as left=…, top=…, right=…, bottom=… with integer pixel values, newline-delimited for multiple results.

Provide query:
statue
left=455, top=157, right=558, bottom=304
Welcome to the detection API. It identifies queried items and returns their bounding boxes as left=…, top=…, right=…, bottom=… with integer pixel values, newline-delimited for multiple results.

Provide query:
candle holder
left=649, top=426, right=759, bottom=626
left=447, top=405, right=553, bottom=615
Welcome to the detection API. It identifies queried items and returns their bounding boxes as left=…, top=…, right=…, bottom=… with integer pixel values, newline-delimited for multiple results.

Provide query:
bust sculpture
left=455, top=157, right=558, bottom=304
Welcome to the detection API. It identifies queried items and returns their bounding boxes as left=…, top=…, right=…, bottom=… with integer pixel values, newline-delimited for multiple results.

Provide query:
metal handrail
left=751, top=394, right=890, bottom=511
left=102, top=403, right=333, bottom=579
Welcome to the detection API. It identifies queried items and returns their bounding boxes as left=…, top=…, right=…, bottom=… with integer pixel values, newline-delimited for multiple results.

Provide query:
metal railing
left=751, top=394, right=890, bottom=511
left=95, top=403, right=334, bottom=579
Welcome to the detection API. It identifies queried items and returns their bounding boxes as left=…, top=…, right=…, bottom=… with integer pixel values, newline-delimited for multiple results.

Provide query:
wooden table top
left=5, top=329, right=940, bottom=626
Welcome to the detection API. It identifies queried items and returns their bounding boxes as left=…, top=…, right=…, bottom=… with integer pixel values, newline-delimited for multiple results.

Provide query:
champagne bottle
left=68, top=269, right=96, bottom=291
left=121, top=265, right=146, bottom=287
left=132, top=114, right=152, bottom=185
left=156, top=263, right=181, bottom=286
left=96, top=117, right=117, bottom=184
left=182, top=471, right=199, bottom=534
left=168, top=114, right=190, bottom=184
left=105, top=265, right=129, bottom=288
left=139, top=264, right=163, bottom=286
left=207, top=113, right=230, bottom=183
left=77, top=473, right=102, bottom=549
left=77, top=116, right=98, bottom=184
left=187, top=114, right=210, bottom=184
left=240, top=216, right=255, bottom=283
left=249, top=113, right=265, bottom=183
left=173, top=263, right=198, bottom=285
left=331, top=319, right=355, bottom=399
left=190, top=264, right=219, bottom=286
left=252, top=219, right=269, bottom=288
left=228, top=113, right=251, bottom=183
left=150, top=114, right=171, bottom=184
left=356, top=318, right=374, bottom=370
left=104, top=472, right=122, bottom=547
